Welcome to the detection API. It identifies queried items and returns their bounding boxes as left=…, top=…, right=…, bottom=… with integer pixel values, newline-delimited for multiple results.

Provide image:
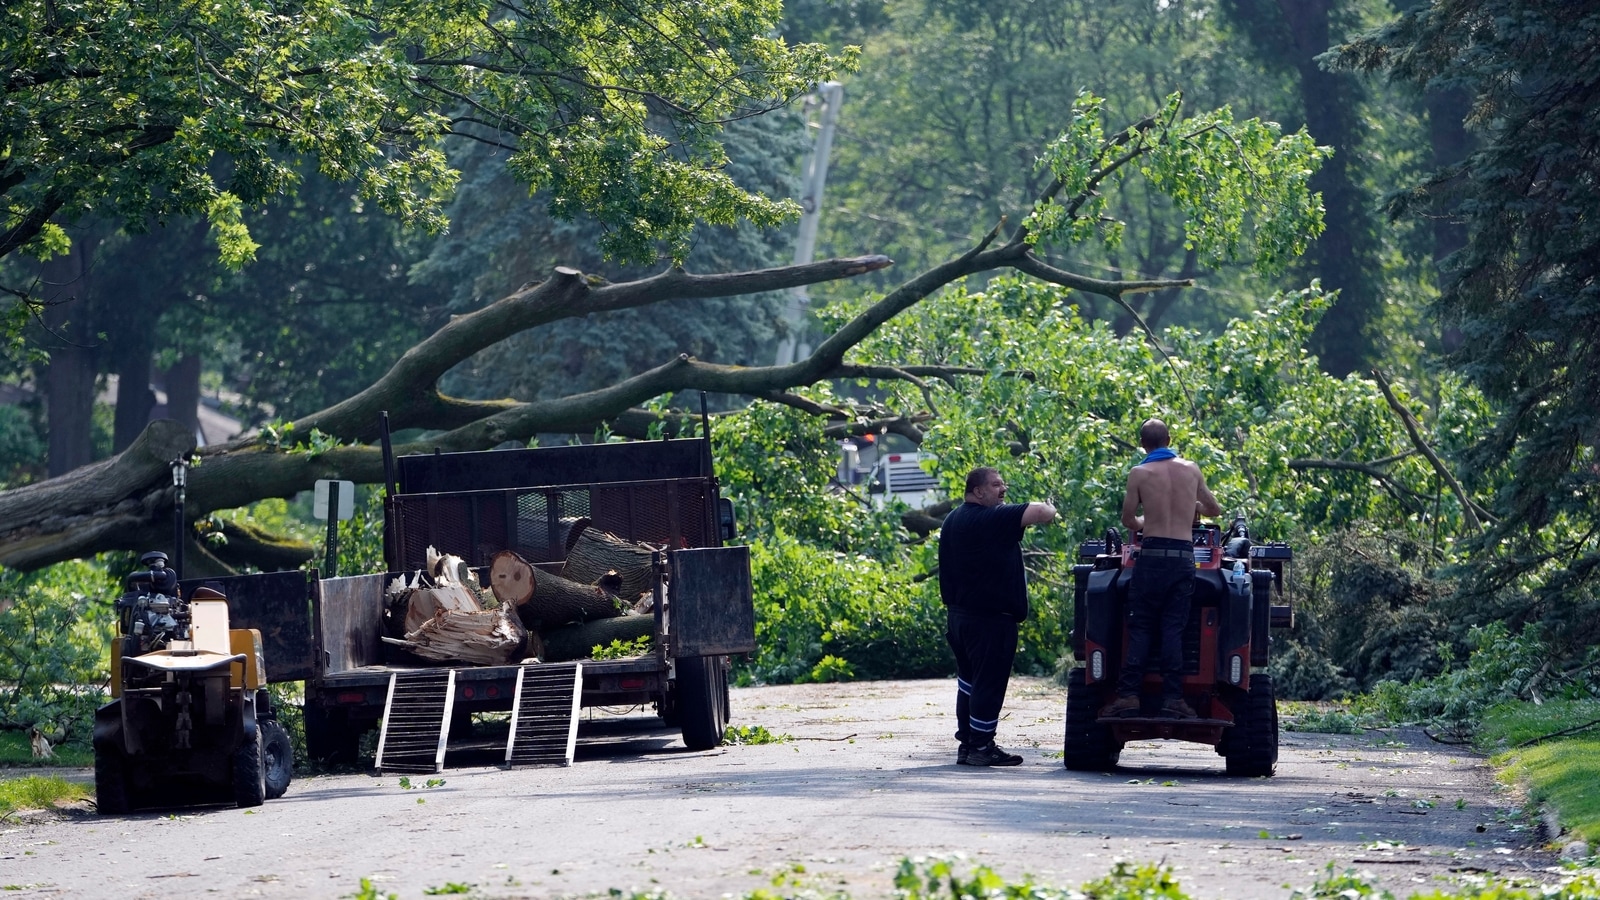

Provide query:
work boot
left=1161, top=698, right=1198, bottom=719
left=960, top=741, right=1023, bottom=767
left=1101, top=694, right=1141, bottom=717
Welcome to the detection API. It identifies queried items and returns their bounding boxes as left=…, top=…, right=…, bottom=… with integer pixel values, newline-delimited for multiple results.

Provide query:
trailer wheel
left=261, top=720, right=294, bottom=799
left=1063, top=668, right=1121, bottom=771
left=233, top=725, right=268, bottom=808
left=677, top=655, right=724, bottom=751
left=1222, top=673, right=1278, bottom=777
left=94, top=747, right=132, bottom=815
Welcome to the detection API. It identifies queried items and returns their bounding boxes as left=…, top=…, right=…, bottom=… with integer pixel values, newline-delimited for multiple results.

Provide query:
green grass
left=1481, top=700, right=1600, bottom=845
left=0, top=774, right=91, bottom=816
left=0, top=730, right=93, bottom=767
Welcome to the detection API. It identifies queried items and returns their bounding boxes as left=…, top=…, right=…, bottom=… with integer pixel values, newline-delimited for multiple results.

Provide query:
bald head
left=1139, top=418, right=1170, bottom=451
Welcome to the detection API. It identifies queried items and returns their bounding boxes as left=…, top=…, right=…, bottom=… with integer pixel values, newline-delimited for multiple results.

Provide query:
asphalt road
left=0, top=677, right=1555, bottom=899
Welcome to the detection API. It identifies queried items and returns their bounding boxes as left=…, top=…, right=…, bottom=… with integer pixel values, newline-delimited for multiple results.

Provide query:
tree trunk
left=539, top=614, right=653, bottom=662
left=40, top=249, right=98, bottom=477
left=163, top=354, right=203, bottom=442
left=560, top=527, right=656, bottom=601
left=384, top=605, right=525, bottom=666
left=512, top=566, right=624, bottom=629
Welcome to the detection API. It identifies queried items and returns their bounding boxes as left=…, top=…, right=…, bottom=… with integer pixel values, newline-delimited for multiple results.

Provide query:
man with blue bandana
left=939, top=466, right=1056, bottom=766
left=1104, top=419, right=1222, bottom=719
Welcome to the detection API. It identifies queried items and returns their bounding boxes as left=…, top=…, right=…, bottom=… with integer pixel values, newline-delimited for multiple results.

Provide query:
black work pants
left=1115, top=540, right=1194, bottom=700
left=946, top=610, right=1018, bottom=744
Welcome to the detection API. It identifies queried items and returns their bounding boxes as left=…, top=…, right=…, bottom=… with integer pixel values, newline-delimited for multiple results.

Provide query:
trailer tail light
left=620, top=677, right=646, bottom=691
left=1090, top=649, right=1105, bottom=681
left=1229, top=655, right=1243, bottom=685
left=336, top=691, right=366, bottom=704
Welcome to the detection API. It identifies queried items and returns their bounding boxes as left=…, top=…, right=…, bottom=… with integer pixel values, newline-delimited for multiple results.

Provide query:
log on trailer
left=540, top=614, right=654, bottom=662
left=489, top=550, right=624, bottom=628
left=561, top=527, right=655, bottom=600
left=382, top=604, right=526, bottom=666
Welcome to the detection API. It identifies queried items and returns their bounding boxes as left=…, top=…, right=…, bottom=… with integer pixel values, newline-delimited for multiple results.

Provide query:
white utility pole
left=774, top=81, right=844, bottom=366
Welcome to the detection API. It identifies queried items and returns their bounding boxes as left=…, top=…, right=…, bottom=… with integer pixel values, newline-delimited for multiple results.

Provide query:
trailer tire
left=261, top=720, right=293, bottom=799
left=1063, top=668, right=1121, bottom=771
left=233, top=725, right=267, bottom=808
left=677, top=655, right=724, bottom=751
left=94, top=747, right=132, bottom=815
left=718, top=658, right=731, bottom=732
left=1222, top=674, right=1278, bottom=777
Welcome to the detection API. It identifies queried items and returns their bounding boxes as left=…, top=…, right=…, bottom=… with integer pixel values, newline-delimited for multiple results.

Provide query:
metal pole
left=170, top=459, right=188, bottom=580
left=324, top=480, right=341, bottom=578
left=775, top=81, right=844, bottom=366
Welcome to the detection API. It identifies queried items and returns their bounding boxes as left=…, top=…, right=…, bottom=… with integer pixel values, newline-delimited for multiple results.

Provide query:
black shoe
left=1161, top=698, right=1198, bottom=719
left=1101, top=694, right=1141, bottom=717
left=960, top=741, right=1023, bottom=767
left=957, top=744, right=968, bottom=764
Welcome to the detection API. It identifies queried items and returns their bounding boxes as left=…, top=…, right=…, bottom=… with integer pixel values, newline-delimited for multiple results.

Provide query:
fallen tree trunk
left=540, top=614, right=654, bottom=662
left=561, top=527, right=655, bottom=600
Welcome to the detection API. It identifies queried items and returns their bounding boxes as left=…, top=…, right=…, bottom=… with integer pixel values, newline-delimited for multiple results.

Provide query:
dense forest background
left=2, top=0, right=1595, bottom=741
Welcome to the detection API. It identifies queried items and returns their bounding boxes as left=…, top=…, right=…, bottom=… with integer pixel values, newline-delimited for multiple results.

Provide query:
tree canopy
left=0, top=92, right=1328, bottom=570
left=0, top=0, right=847, bottom=284
left=1331, top=0, right=1600, bottom=652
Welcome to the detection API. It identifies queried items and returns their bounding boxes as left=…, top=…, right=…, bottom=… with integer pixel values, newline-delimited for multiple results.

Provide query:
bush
left=0, top=560, right=118, bottom=743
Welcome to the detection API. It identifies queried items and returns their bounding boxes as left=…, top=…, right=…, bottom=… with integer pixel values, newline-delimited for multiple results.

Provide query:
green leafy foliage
left=591, top=636, right=653, bottom=660
left=1332, top=1, right=1600, bottom=671
left=0, top=560, right=117, bottom=738
left=1353, top=622, right=1586, bottom=730
left=723, top=724, right=793, bottom=745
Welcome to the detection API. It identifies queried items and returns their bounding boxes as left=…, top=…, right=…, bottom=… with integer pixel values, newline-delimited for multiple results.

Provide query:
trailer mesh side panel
left=390, top=479, right=712, bottom=571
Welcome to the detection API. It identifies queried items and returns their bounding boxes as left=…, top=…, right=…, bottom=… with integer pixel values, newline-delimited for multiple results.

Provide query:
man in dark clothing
left=939, top=466, right=1056, bottom=766
left=1104, top=419, right=1221, bottom=719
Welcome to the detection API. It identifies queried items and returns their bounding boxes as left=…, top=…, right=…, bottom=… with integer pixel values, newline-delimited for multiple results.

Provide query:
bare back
left=1121, top=458, right=1221, bottom=540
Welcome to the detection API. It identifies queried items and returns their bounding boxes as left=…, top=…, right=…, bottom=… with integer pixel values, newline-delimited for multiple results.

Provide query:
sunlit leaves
left=1026, top=91, right=1330, bottom=274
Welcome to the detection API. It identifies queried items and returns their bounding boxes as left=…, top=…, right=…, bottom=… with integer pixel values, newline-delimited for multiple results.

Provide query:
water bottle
left=1230, top=560, right=1247, bottom=592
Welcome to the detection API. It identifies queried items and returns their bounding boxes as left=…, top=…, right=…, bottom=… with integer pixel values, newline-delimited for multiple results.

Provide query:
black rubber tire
left=676, top=655, right=723, bottom=751
left=261, top=720, right=294, bottom=800
left=94, top=746, right=132, bottom=815
left=1063, top=668, right=1121, bottom=771
left=233, top=725, right=267, bottom=808
left=1223, top=673, right=1278, bottom=777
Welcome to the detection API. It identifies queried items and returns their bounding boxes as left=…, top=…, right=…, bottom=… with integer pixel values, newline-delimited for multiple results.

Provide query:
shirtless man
left=1103, top=418, right=1222, bottom=719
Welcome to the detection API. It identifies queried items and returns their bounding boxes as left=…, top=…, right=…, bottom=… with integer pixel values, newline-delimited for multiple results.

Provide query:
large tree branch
left=1371, top=369, right=1494, bottom=532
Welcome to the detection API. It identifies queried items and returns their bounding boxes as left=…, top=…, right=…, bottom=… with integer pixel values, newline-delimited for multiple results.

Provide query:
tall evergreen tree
left=1333, top=1, right=1600, bottom=649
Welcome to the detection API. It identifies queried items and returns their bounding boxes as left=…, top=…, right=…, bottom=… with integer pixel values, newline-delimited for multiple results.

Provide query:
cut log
left=561, top=527, right=655, bottom=600
left=540, top=614, right=654, bottom=663
left=403, top=584, right=481, bottom=634
left=515, top=567, right=624, bottom=629
left=382, top=604, right=525, bottom=666
left=488, top=550, right=536, bottom=606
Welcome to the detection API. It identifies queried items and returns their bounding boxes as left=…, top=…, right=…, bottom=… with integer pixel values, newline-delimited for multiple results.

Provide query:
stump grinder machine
left=92, top=552, right=293, bottom=813
left=1064, top=516, right=1293, bottom=776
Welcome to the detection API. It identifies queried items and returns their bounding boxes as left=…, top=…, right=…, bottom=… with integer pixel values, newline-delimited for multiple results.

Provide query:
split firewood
left=540, top=614, right=654, bottom=662
left=561, top=527, right=655, bottom=598
left=402, top=582, right=481, bottom=634
left=382, top=604, right=525, bottom=666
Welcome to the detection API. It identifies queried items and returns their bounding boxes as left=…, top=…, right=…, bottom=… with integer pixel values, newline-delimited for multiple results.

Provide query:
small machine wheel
left=233, top=725, right=268, bottom=808
left=1063, top=668, right=1121, bottom=771
left=1223, top=673, right=1278, bottom=777
left=676, top=655, right=724, bottom=751
left=94, top=747, right=132, bottom=815
left=261, top=720, right=294, bottom=799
